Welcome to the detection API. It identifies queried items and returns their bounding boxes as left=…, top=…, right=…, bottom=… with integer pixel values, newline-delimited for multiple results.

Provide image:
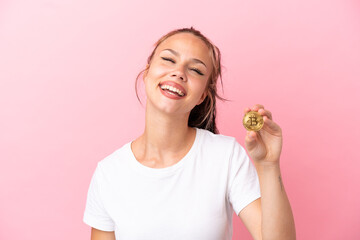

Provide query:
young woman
left=83, top=27, right=296, bottom=240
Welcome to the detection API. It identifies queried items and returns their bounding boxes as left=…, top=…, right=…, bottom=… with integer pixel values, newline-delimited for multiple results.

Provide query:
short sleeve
left=83, top=163, right=115, bottom=231
left=227, top=140, right=261, bottom=216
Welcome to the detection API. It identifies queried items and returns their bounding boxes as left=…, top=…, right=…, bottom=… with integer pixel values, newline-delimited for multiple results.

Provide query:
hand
left=244, top=104, right=283, bottom=165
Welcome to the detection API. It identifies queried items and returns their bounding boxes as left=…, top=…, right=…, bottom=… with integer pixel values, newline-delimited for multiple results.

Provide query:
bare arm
left=256, top=163, right=295, bottom=239
left=238, top=198, right=262, bottom=240
left=240, top=104, right=296, bottom=239
left=91, top=228, right=115, bottom=240
left=239, top=164, right=296, bottom=240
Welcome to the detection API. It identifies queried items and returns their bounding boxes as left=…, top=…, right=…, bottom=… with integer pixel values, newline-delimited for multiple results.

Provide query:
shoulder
left=195, top=128, right=249, bottom=171
left=196, top=128, right=245, bottom=159
left=197, top=128, right=238, bottom=149
left=96, top=142, right=132, bottom=175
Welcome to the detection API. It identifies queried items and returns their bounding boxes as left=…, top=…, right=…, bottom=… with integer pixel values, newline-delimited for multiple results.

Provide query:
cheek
left=148, top=64, right=169, bottom=79
left=144, top=65, right=167, bottom=89
left=190, top=79, right=208, bottom=98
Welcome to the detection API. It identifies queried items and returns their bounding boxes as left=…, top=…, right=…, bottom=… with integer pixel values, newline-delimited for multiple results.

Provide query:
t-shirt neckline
left=126, top=127, right=202, bottom=178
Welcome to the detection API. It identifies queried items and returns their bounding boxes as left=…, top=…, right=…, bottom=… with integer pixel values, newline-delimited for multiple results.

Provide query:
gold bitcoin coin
left=243, top=111, right=264, bottom=131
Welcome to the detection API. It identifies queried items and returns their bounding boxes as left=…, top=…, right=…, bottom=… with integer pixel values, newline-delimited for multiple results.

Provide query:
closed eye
left=190, top=68, right=204, bottom=76
left=161, top=57, right=175, bottom=63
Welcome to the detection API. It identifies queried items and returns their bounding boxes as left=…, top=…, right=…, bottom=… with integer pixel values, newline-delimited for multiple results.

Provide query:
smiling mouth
left=159, top=84, right=185, bottom=97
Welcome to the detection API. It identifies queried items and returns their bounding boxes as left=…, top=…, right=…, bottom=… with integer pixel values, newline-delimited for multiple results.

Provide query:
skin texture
left=91, top=228, right=115, bottom=240
left=144, top=33, right=210, bottom=117
left=131, top=32, right=212, bottom=169
left=91, top=34, right=296, bottom=239
left=238, top=104, right=296, bottom=240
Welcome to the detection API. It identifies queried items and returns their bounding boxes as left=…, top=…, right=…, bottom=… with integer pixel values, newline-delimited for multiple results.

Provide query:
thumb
left=244, top=131, right=258, bottom=151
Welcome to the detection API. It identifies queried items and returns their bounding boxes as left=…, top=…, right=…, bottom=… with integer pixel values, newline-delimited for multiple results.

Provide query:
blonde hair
left=135, top=27, right=225, bottom=134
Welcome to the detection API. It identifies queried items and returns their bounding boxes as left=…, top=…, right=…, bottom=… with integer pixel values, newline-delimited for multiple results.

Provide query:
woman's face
left=143, top=32, right=213, bottom=116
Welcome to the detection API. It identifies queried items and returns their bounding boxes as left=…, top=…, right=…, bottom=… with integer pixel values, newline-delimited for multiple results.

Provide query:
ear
left=143, top=64, right=150, bottom=82
left=197, top=88, right=208, bottom=105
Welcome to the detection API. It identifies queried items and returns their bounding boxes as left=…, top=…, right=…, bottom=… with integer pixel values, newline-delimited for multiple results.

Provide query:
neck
left=143, top=102, right=194, bottom=151
left=133, top=102, right=196, bottom=167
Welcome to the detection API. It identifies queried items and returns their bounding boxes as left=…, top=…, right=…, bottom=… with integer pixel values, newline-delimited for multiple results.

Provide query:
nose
left=170, top=67, right=187, bottom=82
left=171, top=73, right=184, bottom=81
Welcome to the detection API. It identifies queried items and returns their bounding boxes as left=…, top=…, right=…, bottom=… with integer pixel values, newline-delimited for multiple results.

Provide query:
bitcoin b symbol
left=249, top=115, right=258, bottom=126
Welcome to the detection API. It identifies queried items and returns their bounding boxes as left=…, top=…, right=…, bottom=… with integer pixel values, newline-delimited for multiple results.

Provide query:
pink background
left=1, top=0, right=359, bottom=239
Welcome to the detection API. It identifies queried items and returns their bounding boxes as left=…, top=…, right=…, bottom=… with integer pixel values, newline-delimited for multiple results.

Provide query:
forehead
left=156, top=33, right=211, bottom=60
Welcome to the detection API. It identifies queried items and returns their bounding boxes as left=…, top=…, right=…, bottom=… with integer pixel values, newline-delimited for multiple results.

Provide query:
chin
left=147, top=99, right=190, bottom=117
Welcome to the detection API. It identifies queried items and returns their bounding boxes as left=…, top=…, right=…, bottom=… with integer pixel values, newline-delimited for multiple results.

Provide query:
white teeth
left=160, top=84, right=184, bottom=96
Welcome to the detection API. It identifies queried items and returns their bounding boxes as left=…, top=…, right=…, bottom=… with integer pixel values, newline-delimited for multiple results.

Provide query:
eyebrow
left=161, top=48, right=207, bottom=68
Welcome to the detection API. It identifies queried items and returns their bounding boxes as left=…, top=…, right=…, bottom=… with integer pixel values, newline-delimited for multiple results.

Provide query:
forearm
left=255, top=162, right=296, bottom=240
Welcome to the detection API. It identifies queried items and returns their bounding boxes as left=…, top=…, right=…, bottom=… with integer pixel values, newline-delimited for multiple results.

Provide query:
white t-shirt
left=83, top=128, right=261, bottom=240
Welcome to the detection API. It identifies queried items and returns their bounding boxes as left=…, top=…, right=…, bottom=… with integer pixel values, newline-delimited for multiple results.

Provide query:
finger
left=244, top=107, right=251, bottom=114
left=258, top=108, right=273, bottom=120
left=261, top=116, right=282, bottom=135
left=251, top=104, right=265, bottom=111
left=248, top=130, right=257, bottom=139
left=245, top=131, right=258, bottom=150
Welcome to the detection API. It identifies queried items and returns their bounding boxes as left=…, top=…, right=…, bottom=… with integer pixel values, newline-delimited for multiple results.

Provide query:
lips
left=159, top=81, right=187, bottom=96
